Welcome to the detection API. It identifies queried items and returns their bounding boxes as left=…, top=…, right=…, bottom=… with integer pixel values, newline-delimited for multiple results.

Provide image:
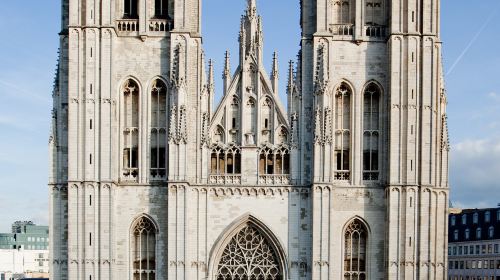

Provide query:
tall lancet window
left=344, top=219, right=368, bottom=280
left=363, top=83, right=380, bottom=181
left=333, top=0, right=355, bottom=24
left=261, top=98, right=273, bottom=143
left=131, top=216, right=157, bottom=280
left=123, top=79, right=140, bottom=180
left=124, top=0, right=138, bottom=19
left=150, top=80, right=167, bottom=179
left=154, top=0, right=168, bottom=19
left=335, top=83, right=351, bottom=180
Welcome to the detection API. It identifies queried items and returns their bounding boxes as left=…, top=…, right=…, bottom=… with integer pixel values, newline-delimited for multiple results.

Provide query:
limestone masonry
left=49, top=0, right=450, bottom=279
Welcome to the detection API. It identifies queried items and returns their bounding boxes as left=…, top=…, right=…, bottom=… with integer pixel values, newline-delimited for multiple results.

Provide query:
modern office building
left=0, top=222, right=49, bottom=251
left=0, top=222, right=50, bottom=280
left=448, top=207, right=500, bottom=280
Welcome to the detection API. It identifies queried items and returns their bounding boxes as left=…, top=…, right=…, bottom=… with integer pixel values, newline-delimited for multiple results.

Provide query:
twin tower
left=49, top=0, right=450, bottom=279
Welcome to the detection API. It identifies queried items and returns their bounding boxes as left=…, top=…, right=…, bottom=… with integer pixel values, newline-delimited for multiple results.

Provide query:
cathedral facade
left=49, top=0, right=450, bottom=279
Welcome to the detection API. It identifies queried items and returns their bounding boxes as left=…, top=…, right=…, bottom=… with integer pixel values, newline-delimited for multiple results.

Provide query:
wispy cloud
left=0, top=78, right=51, bottom=104
left=446, top=7, right=500, bottom=76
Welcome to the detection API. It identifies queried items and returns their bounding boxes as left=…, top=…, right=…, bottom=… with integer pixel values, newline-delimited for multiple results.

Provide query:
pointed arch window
left=122, top=79, right=140, bottom=181
left=150, top=80, right=167, bottom=179
left=131, top=217, right=156, bottom=280
left=335, top=83, right=351, bottom=180
left=154, top=0, right=169, bottom=19
left=344, top=219, right=368, bottom=280
left=215, top=224, right=283, bottom=280
left=261, top=98, right=273, bottom=143
left=363, top=83, right=380, bottom=181
left=124, top=0, right=138, bottom=19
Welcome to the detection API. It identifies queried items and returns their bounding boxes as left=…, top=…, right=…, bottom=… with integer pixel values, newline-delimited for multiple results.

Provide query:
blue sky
left=0, top=0, right=499, bottom=232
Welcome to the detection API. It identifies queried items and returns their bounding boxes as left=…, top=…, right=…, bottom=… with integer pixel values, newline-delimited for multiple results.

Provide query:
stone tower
left=298, top=0, right=450, bottom=278
left=49, top=0, right=450, bottom=279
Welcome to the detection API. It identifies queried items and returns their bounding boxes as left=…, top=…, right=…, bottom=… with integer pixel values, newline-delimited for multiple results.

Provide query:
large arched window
left=335, top=83, right=352, bottom=180
left=363, top=83, right=380, bottom=181
left=124, top=0, right=139, bottom=19
left=216, top=225, right=282, bottom=280
left=131, top=216, right=157, bottom=280
left=123, top=79, right=140, bottom=180
left=344, top=219, right=368, bottom=280
left=150, top=80, right=167, bottom=179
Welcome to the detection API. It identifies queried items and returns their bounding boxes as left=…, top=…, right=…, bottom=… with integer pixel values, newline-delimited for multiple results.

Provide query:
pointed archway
left=209, top=214, right=288, bottom=280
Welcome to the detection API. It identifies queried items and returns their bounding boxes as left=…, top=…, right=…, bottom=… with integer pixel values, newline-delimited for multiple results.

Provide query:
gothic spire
left=240, top=0, right=263, bottom=63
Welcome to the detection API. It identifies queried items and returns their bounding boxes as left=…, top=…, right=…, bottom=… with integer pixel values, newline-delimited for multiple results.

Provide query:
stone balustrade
left=209, top=175, right=242, bottom=185
left=117, top=19, right=139, bottom=32
left=149, top=19, right=174, bottom=32
left=258, top=175, right=291, bottom=185
left=329, top=24, right=354, bottom=36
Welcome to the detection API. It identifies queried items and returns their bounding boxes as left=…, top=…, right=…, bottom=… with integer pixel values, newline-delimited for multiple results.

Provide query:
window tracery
left=216, top=225, right=282, bottom=280
left=122, top=79, right=140, bottom=181
left=259, top=146, right=290, bottom=175
left=131, top=217, right=156, bottom=280
left=335, top=83, right=351, bottom=180
left=344, top=219, right=367, bottom=280
left=150, top=80, right=167, bottom=179
left=363, top=83, right=380, bottom=181
left=210, top=145, right=241, bottom=175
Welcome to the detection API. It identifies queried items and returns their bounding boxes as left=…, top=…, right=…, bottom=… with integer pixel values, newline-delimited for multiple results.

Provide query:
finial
left=208, top=59, right=214, bottom=87
left=272, top=52, right=279, bottom=78
left=248, top=0, right=256, bottom=11
left=224, top=50, right=231, bottom=78
left=287, top=60, right=294, bottom=93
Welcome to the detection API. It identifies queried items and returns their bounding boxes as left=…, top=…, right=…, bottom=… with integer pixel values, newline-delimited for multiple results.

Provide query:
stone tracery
left=216, top=225, right=282, bottom=280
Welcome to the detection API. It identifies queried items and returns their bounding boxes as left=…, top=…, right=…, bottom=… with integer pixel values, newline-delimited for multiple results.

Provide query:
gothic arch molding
left=117, top=75, right=143, bottom=97
left=333, top=78, right=356, bottom=96
left=129, top=213, right=160, bottom=234
left=361, top=79, right=385, bottom=97
left=208, top=214, right=289, bottom=280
